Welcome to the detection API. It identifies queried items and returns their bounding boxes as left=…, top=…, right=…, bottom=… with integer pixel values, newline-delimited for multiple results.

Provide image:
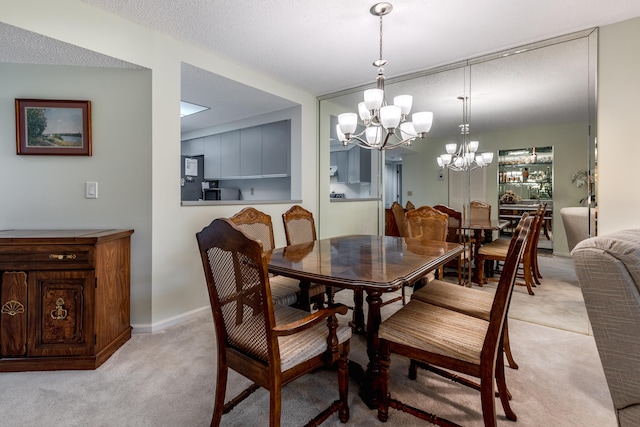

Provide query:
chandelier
left=336, top=3, right=433, bottom=151
left=437, top=96, right=494, bottom=171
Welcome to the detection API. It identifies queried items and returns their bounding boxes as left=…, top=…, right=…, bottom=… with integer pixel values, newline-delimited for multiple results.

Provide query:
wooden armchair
left=282, top=205, right=342, bottom=304
left=405, top=200, right=416, bottom=210
left=282, top=204, right=317, bottom=245
left=476, top=204, right=544, bottom=295
left=390, top=202, right=406, bottom=237
left=377, top=214, right=532, bottom=426
left=433, top=204, right=469, bottom=285
left=401, top=206, right=449, bottom=304
left=196, top=218, right=351, bottom=427
left=411, top=213, right=532, bottom=371
left=230, top=207, right=326, bottom=311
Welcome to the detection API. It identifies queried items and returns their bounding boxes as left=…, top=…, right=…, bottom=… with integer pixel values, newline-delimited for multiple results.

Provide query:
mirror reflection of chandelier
left=336, top=2, right=433, bottom=151
left=437, top=96, right=494, bottom=171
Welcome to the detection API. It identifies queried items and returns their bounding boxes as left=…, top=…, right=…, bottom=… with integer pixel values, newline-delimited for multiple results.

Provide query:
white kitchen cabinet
left=348, top=146, right=371, bottom=184
left=220, top=130, right=241, bottom=178
left=203, top=134, right=221, bottom=179
left=181, top=137, right=204, bottom=156
left=262, top=120, right=290, bottom=177
left=240, top=126, right=263, bottom=178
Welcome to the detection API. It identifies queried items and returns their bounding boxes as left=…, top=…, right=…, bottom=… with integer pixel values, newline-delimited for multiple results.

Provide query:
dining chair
left=412, top=213, right=532, bottom=371
left=376, top=214, right=531, bottom=426
left=433, top=204, right=470, bottom=285
left=401, top=205, right=449, bottom=304
left=229, top=207, right=326, bottom=311
left=405, top=200, right=415, bottom=210
left=469, top=199, right=493, bottom=249
left=476, top=204, right=544, bottom=295
left=196, top=218, right=351, bottom=427
left=390, top=201, right=406, bottom=237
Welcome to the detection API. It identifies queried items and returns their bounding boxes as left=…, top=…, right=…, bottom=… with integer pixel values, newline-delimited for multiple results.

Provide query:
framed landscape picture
left=15, top=99, right=92, bottom=156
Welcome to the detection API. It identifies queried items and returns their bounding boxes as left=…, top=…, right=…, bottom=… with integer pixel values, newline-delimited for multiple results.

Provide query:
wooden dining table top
left=462, top=219, right=509, bottom=230
left=266, top=234, right=463, bottom=292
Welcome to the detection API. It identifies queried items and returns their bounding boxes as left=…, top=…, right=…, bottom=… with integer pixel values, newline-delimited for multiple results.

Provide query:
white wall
left=1, top=0, right=318, bottom=331
left=0, top=63, right=153, bottom=325
left=598, top=17, right=640, bottom=234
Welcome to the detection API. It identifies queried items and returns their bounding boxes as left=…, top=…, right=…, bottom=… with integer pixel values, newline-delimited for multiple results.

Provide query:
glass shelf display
left=498, top=146, right=553, bottom=201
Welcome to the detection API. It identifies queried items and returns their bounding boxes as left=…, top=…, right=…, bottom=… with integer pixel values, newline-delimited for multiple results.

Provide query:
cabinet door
left=181, top=137, right=204, bottom=156
left=240, top=126, right=263, bottom=177
left=1, top=271, right=28, bottom=357
left=27, top=270, right=94, bottom=357
left=262, top=120, right=290, bottom=176
left=348, top=147, right=359, bottom=183
left=336, top=151, right=348, bottom=183
left=203, top=134, right=221, bottom=179
left=220, top=130, right=241, bottom=178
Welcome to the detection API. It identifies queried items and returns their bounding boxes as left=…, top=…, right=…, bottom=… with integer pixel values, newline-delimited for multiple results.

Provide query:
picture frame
left=15, top=99, right=92, bottom=156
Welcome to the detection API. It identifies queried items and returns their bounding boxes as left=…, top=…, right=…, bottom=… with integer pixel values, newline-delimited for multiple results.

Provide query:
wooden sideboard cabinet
left=0, top=229, right=134, bottom=372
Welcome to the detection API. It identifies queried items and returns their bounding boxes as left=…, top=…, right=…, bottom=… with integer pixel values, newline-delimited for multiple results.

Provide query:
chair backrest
left=404, top=205, right=449, bottom=242
left=391, top=202, right=406, bottom=237
left=196, top=218, right=276, bottom=367
left=229, top=207, right=276, bottom=251
left=433, top=204, right=463, bottom=244
left=469, top=200, right=491, bottom=226
left=282, top=205, right=317, bottom=245
left=405, top=200, right=416, bottom=210
left=572, top=229, right=640, bottom=426
left=484, top=213, right=532, bottom=360
left=561, top=206, right=598, bottom=251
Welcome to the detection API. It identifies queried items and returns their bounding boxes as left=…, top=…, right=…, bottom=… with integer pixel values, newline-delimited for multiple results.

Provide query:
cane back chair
left=196, top=218, right=351, bottom=426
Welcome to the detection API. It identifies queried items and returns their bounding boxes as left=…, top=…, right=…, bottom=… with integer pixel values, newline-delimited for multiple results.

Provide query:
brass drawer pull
left=49, top=254, right=77, bottom=260
left=51, top=298, right=68, bottom=320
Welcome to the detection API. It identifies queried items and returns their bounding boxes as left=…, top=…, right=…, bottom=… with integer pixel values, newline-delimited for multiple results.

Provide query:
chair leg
left=401, top=285, right=407, bottom=306
left=212, top=363, right=228, bottom=427
left=503, top=320, right=518, bottom=370
left=495, top=346, right=517, bottom=421
left=476, top=255, right=486, bottom=286
left=480, top=368, right=498, bottom=427
left=270, top=384, right=282, bottom=427
left=338, top=344, right=350, bottom=422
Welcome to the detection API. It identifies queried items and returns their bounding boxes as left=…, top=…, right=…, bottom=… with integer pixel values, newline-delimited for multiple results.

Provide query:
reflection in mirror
left=180, top=62, right=301, bottom=204
left=319, top=29, right=597, bottom=254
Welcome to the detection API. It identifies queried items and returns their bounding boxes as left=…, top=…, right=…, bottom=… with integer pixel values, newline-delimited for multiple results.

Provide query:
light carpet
left=0, top=256, right=616, bottom=426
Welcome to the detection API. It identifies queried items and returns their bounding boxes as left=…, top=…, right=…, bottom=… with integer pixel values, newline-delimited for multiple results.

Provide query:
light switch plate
left=85, top=182, right=98, bottom=199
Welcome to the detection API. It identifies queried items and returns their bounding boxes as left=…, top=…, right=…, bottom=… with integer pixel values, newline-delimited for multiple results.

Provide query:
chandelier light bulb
left=393, top=95, right=413, bottom=116
left=476, top=155, right=485, bottom=167
left=336, top=124, right=347, bottom=144
left=446, top=143, right=457, bottom=154
left=338, top=113, right=358, bottom=135
left=358, top=102, right=371, bottom=122
left=482, top=152, right=494, bottom=164
left=441, top=154, right=452, bottom=165
left=412, top=111, right=433, bottom=134
left=366, top=126, right=382, bottom=146
left=469, top=140, right=479, bottom=153
left=437, top=156, right=444, bottom=167
left=364, top=88, right=384, bottom=111
left=400, top=122, right=416, bottom=142
left=380, top=105, right=401, bottom=129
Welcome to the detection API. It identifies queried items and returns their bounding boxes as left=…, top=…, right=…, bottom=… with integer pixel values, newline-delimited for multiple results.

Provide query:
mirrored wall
left=319, top=29, right=597, bottom=254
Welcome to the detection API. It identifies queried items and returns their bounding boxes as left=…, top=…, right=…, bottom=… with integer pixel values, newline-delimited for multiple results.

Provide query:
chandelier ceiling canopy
left=336, top=3, right=433, bottom=151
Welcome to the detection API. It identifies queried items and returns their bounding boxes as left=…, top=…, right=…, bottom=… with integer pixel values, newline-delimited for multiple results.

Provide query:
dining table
left=266, top=234, right=463, bottom=408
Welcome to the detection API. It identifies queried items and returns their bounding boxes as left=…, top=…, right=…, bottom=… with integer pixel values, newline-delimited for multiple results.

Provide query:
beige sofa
left=560, top=206, right=597, bottom=251
left=571, top=229, right=640, bottom=426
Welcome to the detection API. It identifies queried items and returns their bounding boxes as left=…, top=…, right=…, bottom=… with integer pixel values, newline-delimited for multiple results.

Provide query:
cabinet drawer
left=0, top=245, right=94, bottom=270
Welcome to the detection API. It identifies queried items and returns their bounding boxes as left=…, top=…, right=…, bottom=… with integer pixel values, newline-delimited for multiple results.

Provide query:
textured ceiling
left=81, top=0, right=640, bottom=96
left=2, top=1, right=640, bottom=137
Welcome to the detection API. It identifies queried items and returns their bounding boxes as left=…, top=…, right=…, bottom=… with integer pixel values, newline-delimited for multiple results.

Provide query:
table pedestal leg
left=359, top=290, right=383, bottom=409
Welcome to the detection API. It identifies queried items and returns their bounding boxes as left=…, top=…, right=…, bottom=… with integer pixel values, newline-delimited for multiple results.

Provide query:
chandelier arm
left=345, top=135, right=382, bottom=150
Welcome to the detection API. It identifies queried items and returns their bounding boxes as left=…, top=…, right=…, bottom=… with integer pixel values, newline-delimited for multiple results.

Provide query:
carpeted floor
left=0, top=255, right=616, bottom=426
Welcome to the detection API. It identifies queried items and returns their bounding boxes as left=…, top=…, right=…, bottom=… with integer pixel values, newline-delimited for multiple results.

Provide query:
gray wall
left=0, top=63, right=153, bottom=326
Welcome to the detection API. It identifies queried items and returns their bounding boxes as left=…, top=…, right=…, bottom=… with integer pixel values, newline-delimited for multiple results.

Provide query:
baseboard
left=131, top=305, right=210, bottom=334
